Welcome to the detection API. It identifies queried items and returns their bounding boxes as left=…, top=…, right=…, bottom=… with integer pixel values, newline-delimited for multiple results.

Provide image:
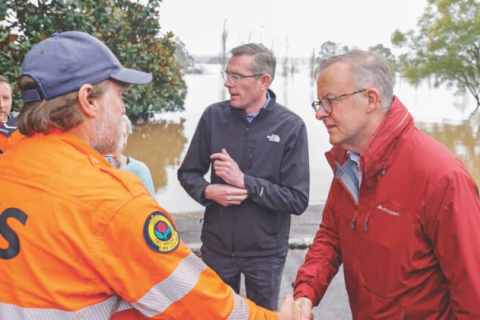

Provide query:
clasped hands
left=204, top=148, right=247, bottom=206
left=204, top=150, right=315, bottom=319
left=278, top=295, right=314, bottom=320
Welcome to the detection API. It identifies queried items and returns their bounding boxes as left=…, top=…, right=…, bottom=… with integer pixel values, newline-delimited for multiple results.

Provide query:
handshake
left=277, top=295, right=314, bottom=320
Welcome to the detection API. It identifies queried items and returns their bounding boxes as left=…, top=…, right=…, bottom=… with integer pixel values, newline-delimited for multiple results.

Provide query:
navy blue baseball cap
left=20, top=31, right=153, bottom=103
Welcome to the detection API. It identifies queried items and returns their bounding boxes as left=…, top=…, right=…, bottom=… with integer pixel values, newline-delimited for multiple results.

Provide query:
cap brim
left=110, top=67, right=153, bottom=85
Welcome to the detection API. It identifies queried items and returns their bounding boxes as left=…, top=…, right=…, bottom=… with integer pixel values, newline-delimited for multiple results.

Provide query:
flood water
left=125, top=64, right=480, bottom=213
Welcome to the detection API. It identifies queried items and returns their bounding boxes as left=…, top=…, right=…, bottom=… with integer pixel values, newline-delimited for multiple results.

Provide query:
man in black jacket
left=178, top=43, right=310, bottom=311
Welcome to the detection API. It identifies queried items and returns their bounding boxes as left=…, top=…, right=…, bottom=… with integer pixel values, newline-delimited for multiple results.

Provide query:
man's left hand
left=211, top=148, right=245, bottom=188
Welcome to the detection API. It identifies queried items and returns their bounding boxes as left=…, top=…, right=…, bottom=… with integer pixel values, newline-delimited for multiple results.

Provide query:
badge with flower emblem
left=143, top=211, right=180, bottom=253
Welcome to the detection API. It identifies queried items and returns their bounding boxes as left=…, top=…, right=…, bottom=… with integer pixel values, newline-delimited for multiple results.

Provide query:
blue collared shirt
left=245, top=91, right=271, bottom=123
left=347, top=150, right=362, bottom=185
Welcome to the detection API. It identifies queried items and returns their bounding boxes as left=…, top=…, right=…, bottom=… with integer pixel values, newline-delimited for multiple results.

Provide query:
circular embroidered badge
left=143, top=211, right=180, bottom=253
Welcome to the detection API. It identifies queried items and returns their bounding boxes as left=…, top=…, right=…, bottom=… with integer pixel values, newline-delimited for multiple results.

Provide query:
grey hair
left=231, top=43, right=276, bottom=82
left=315, top=50, right=394, bottom=113
left=122, top=114, right=133, bottom=135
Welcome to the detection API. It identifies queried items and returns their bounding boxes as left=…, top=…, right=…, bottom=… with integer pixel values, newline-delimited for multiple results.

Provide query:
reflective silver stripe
left=335, top=160, right=359, bottom=204
left=0, top=295, right=134, bottom=320
left=134, top=252, right=207, bottom=317
left=228, top=288, right=249, bottom=320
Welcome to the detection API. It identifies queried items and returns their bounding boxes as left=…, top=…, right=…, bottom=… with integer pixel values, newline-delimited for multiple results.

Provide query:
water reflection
left=417, top=114, right=480, bottom=185
left=124, top=119, right=188, bottom=192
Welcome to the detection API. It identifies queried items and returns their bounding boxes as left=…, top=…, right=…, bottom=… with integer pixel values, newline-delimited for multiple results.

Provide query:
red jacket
left=294, top=97, right=480, bottom=319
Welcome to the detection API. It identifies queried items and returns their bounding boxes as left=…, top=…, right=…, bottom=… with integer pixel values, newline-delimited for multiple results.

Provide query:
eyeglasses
left=221, top=71, right=263, bottom=85
left=311, top=89, right=367, bottom=114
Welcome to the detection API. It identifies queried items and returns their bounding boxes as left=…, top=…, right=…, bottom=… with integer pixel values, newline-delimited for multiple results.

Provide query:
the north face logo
left=267, top=134, right=280, bottom=143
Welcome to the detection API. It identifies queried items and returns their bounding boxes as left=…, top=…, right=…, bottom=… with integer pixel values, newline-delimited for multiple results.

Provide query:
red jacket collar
left=326, top=96, right=414, bottom=179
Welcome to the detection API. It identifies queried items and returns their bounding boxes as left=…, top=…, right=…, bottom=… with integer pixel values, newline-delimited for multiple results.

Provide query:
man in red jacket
left=294, top=50, right=480, bottom=319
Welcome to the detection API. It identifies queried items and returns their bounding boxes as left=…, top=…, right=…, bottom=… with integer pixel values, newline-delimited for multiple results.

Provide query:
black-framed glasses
left=221, top=71, right=263, bottom=85
left=311, top=89, right=367, bottom=114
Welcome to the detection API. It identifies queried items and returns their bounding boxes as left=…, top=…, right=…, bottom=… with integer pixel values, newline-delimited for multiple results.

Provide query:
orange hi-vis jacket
left=0, top=130, right=278, bottom=319
left=0, top=115, right=23, bottom=154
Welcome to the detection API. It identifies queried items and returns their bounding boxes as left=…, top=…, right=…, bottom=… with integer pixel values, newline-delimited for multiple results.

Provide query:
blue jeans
left=201, top=246, right=287, bottom=311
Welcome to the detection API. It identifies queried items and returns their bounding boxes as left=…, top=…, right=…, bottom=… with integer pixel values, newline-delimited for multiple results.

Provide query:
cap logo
left=143, top=211, right=180, bottom=253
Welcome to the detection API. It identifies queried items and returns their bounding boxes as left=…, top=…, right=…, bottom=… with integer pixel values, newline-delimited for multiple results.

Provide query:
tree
left=220, top=20, right=229, bottom=70
left=367, top=43, right=398, bottom=75
left=0, top=0, right=187, bottom=120
left=173, top=37, right=194, bottom=69
left=391, top=0, right=480, bottom=114
left=282, top=35, right=289, bottom=77
left=309, top=48, right=316, bottom=80
left=317, top=41, right=349, bottom=61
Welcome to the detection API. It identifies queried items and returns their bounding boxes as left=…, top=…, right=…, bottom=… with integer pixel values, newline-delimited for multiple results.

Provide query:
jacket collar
left=228, top=89, right=277, bottom=120
left=263, top=89, right=277, bottom=111
left=326, top=96, right=414, bottom=180
left=34, top=129, right=114, bottom=169
left=0, top=114, right=18, bottom=137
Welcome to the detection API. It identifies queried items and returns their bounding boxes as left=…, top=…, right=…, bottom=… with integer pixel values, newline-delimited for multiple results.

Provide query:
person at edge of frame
left=0, top=75, right=23, bottom=154
left=0, top=30, right=301, bottom=320
left=294, top=49, right=480, bottom=319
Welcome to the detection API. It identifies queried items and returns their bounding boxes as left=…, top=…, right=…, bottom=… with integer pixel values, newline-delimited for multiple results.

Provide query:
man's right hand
left=277, top=294, right=302, bottom=320
left=294, top=297, right=314, bottom=320
left=204, top=184, right=248, bottom=206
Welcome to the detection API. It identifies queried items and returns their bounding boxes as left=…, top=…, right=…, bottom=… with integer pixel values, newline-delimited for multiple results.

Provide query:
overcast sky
left=160, top=0, right=428, bottom=58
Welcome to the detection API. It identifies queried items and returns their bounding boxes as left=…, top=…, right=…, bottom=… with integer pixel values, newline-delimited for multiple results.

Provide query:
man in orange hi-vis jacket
left=0, top=31, right=301, bottom=320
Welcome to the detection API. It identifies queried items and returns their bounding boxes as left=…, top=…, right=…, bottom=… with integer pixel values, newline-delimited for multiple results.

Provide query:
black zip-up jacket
left=178, top=90, right=310, bottom=256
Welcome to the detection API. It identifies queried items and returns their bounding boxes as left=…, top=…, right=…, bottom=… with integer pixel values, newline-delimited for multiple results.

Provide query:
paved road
left=171, top=203, right=351, bottom=319
left=280, top=249, right=350, bottom=319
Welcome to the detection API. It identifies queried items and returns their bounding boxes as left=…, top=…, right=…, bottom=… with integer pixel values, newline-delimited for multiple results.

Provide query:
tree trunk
left=470, top=101, right=480, bottom=117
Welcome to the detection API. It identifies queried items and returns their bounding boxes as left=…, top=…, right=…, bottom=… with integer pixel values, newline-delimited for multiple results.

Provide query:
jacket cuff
left=199, top=185, right=214, bottom=206
left=243, top=174, right=254, bottom=197
left=294, top=283, right=320, bottom=306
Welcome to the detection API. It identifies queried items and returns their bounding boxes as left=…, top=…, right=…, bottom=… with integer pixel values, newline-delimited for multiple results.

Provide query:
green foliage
left=368, top=43, right=398, bottom=75
left=173, top=37, right=194, bottom=68
left=317, top=41, right=349, bottom=61
left=391, top=0, right=480, bottom=112
left=315, top=41, right=397, bottom=74
left=0, top=0, right=186, bottom=120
